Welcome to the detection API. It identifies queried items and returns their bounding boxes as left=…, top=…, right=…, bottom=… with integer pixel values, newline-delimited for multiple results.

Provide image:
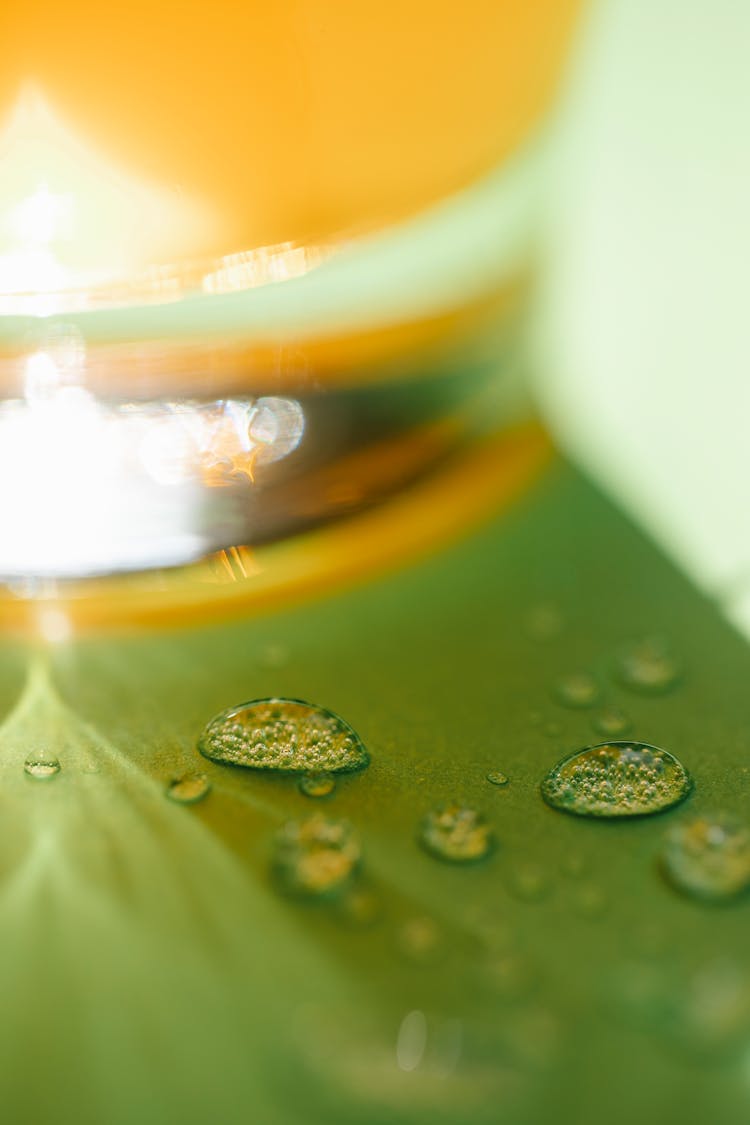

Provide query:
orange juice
left=0, top=1, right=579, bottom=258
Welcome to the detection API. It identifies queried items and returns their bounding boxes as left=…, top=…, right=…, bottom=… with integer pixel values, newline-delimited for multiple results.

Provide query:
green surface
left=1, top=458, right=749, bottom=1124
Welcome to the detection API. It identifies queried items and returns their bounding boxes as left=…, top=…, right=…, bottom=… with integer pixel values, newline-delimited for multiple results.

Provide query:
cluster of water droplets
left=541, top=741, right=692, bottom=818
left=198, top=698, right=368, bottom=774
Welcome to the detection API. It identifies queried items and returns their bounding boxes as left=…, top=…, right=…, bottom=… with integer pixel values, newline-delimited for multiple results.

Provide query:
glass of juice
left=0, top=1, right=580, bottom=629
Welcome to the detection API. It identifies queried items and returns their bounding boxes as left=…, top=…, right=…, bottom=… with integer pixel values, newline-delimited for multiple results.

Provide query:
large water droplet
left=272, top=815, right=360, bottom=898
left=418, top=804, right=494, bottom=863
left=541, top=741, right=692, bottom=818
left=298, top=773, right=336, bottom=799
left=553, top=672, right=600, bottom=709
left=616, top=638, right=681, bottom=695
left=661, top=813, right=750, bottom=901
left=198, top=698, right=368, bottom=774
left=166, top=772, right=211, bottom=804
left=24, top=752, right=60, bottom=779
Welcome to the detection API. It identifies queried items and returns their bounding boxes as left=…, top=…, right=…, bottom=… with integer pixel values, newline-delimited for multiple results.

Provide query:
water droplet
left=166, top=772, right=211, bottom=804
left=486, top=771, right=509, bottom=787
left=272, top=815, right=360, bottom=898
left=418, top=804, right=494, bottom=864
left=336, top=887, right=382, bottom=929
left=661, top=813, right=750, bottom=902
left=475, top=917, right=514, bottom=953
left=616, top=637, right=681, bottom=695
left=571, top=883, right=608, bottom=919
left=396, top=916, right=443, bottom=964
left=671, top=959, right=750, bottom=1058
left=559, top=852, right=586, bottom=878
left=260, top=643, right=288, bottom=668
left=592, top=706, right=632, bottom=738
left=541, top=740, right=692, bottom=818
left=298, top=773, right=336, bottom=799
left=198, top=698, right=369, bottom=774
left=525, top=603, right=564, bottom=640
left=553, top=672, right=600, bottom=709
left=487, top=952, right=535, bottom=999
left=506, top=861, right=551, bottom=902
left=24, top=753, right=60, bottom=779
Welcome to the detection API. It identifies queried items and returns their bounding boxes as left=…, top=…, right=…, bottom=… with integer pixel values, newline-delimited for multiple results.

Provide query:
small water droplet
left=419, top=804, right=494, bottom=864
left=486, top=771, right=509, bottom=787
left=397, top=916, right=443, bottom=963
left=298, top=773, right=336, bottom=799
left=166, top=772, right=211, bottom=804
left=571, top=883, right=608, bottom=919
left=272, top=815, right=360, bottom=898
left=616, top=637, right=681, bottom=695
left=661, top=813, right=750, bottom=902
left=559, top=852, right=586, bottom=878
left=541, top=741, right=692, bottom=818
left=260, top=643, right=288, bottom=668
left=336, top=887, right=382, bottom=929
left=592, top=706, right=632, bottom=738
left=198, top=698, right=369, bottom=774
left=553, top=672, right=600, bottom=709
left=24, top=754, right=60, bottom=780
left=506, top=861, right=551, bottom=902
left=525, top=603, right=564, bottom=640
left=673, top=960, right=750, bottom=1058
left=487, top=951, right=536, bottom=999
left=475, top=918, right=515, bottom=952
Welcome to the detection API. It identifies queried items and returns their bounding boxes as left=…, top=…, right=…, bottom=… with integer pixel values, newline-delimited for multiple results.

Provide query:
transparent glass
left=0, top=1, right=579, bottom=627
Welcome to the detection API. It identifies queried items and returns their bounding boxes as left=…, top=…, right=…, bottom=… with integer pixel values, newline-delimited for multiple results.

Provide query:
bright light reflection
left=201, top=242, right=328, bottom=295
left=0, top=346, right=305, bottom=578
left=0, top=86, right=219, bottom=313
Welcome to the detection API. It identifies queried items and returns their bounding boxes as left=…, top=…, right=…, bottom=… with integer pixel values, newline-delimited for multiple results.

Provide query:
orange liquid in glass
left=0, top=0, right=579, bottom=258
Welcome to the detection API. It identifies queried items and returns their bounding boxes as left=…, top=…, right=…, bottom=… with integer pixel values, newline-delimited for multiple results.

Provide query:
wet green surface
left=2, top=458, right=750, bottom=1124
